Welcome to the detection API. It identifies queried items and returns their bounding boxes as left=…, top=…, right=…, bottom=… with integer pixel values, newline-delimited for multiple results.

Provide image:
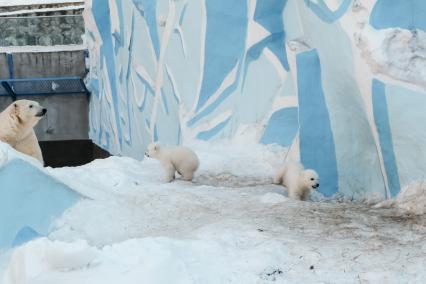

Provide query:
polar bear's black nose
left=316, top=183, right=319, bottom=187
left=36, top=108, right=47, bottom=117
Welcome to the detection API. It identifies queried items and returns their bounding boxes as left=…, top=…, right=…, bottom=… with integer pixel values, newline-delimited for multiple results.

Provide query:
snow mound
left=2, top=239, right=98, bottom=284
left=375, top=181, right=426, bottom=215
left=46, top=140, right=287, bottom=199
left=359, top=28, right=426, bottom=88
left=2, top=235, right=289, bottom=284
left=190, top=140, right=286, bottom=187
left=259, top=192, right=288, bottom=204
left=1, top=139, right=426, bottom=283
left=0, top=141, right=42, bottom=169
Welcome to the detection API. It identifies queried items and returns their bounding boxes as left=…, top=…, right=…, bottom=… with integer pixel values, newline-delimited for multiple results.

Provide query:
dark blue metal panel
left=0, top=77, right=89, bottom=100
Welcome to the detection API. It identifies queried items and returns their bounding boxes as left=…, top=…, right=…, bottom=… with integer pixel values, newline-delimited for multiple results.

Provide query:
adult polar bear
left=0, top=100, right=47, bottom=164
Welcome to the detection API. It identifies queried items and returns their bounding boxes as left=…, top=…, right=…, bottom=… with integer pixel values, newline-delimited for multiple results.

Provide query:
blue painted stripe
left=196, top=0, right=247, bottom=111
left=88, top=78, right=99, bottom=95
left=179, top=2, right=188, bottom=25
left=126, top=11, right=136, bottom=81
left=372, top=79, right=401, bottom=197
left=304, top=0, right=352, bottom=23
left=134, top=71, right=155, bottom=94
left=165, top=68, right=181, bottom=105
left=13, top=226, right=41, bottom=247
left=260, top=107, right=298, bottom=147
left=243, top=0, right=289, bottom=92
left=160, top=90, right=169, bottom=115
left=153, top=124, right=158, bottom=142
left=251, top=0, right=289, bottom=70
left=137, top=88, right=148, bottom=112
left=113, top=0, right=125, bottom=54
left=177, top=125, right=182, bottom=145
left=124, top=11, right=135, bottom=146
left=138, top=89, right=148, bottom=112
left=188, top=60, right=243, bottom=127
left=131, top=0, right=161, bottom=58
left=196, top=117, right=231, bottom=140
left=6, top=53, right=14, bottom=79
left=370, top=0, right=426, bottom=32
left=187, top=80, right=233, bottom=127
left=93, top=0, right=123, bottom=147
left=297, top=49, right=338, bottom=197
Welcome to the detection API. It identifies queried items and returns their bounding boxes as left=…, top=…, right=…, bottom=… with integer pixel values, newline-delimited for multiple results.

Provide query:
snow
left=1, top=139, right=426, bottom=283
left=358, top=28, right=426, bottom=89
left=0, top=0, right=83, bottom=7
left=2, top=239, right=97, bottom=284
left=0, top=45, right=86, bottom=54
left=0, top=5, right=84, bottom=16
left=0, top=141, right=42, bottom=169
left=375, top=181, right=426, bottom=215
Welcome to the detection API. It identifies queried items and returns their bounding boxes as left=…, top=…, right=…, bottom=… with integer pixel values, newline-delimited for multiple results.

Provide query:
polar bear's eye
left=29, top=105, right=33, bottom=108
left=310, top=178, right=314, bottom=181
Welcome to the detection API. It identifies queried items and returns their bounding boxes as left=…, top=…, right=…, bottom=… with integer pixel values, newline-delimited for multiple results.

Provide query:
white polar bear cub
left=0, top=100, right=47, bottom=164
left=145, top=142, right=199, bottom=182
left=273, top=160, right=319, bottom=201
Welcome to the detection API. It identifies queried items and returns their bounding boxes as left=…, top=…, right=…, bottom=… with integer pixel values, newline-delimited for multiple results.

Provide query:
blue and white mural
left=84, top=0, right=426, bottom=199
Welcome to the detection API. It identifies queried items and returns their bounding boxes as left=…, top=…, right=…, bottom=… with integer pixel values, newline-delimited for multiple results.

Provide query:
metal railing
left=0, top=77, right=89, bottom=100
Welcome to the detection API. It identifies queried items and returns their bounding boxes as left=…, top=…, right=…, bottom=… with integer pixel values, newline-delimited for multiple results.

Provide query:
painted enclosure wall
left=84, top=0, right=426, bottom=199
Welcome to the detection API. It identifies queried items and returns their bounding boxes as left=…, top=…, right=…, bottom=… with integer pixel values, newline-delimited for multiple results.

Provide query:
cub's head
left=12, top=100, right=47, bottom=127
left=144, top=142, right=161, bottom=158
left=303, top=169, right=319, bottom=191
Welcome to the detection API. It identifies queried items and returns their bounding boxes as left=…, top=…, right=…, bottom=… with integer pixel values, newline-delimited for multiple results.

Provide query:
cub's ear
left=154, top=142, right=161, bottom=151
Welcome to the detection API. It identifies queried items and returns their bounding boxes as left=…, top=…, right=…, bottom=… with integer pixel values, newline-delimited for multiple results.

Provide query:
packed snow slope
left=1, top=140, right=425, bottom=284
left=0, top=142, right=80, bottom=249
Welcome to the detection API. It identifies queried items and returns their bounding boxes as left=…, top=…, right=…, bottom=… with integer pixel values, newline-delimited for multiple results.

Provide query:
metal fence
left=0, top=77, right=89, bottom=100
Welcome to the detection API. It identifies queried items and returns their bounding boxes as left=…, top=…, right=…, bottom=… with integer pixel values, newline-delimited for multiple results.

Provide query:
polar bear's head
left=303, top=169, right=319, bottom=190
left=145, top=142, right=161, bottom=158
left=12, top=99, right=47, bottom=128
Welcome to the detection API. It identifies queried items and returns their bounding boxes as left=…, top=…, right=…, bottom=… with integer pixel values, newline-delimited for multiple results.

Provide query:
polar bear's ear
left=12, top=103, right=19, bottom=115
left=11, top=102, right=23, bottom=123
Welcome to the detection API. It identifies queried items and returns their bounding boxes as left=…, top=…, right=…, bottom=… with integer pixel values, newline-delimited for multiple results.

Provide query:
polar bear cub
left=145, top=142, right=199, bottom=182
left=0, top=100, right=47, bottom=164
left=273, top=160, right=319, bottom=201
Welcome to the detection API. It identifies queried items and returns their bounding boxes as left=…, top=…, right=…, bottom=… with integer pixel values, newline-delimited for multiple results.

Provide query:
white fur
left=0, top=100, right=46, bottom=164
left=273, top=160, right=319, bottom=201
left=145, top=142, right=199, bottom=182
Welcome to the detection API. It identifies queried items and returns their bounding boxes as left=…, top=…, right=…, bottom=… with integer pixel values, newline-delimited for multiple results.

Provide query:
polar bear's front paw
left=182, top=173, right=194, bottom=181
left=164, top=174, right=175, bottom=183
left=273, top=175, right=282, bottom=185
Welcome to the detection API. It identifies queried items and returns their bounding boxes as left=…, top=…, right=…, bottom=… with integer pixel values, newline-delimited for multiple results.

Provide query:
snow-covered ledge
left=0, top=142, right=81, bottom=249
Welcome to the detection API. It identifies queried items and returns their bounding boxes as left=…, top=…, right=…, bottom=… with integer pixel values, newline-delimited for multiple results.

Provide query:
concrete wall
left=0, top=15, right=84, bottom=47
left=0, top=50, right=86, bottom=78
left=85, top=0, right=426, bottom=199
